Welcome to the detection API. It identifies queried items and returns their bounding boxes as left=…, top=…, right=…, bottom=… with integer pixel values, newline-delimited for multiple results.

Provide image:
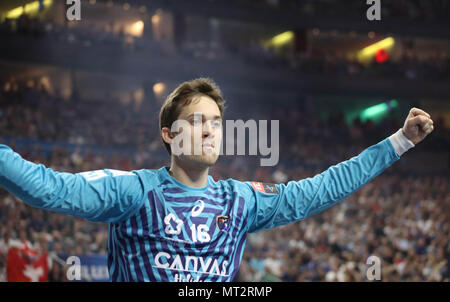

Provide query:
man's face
left=170, top=95, right=222, bottom=167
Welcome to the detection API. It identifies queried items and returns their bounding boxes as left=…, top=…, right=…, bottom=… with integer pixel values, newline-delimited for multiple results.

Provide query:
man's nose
left=202, top=121, right=214, bottom=138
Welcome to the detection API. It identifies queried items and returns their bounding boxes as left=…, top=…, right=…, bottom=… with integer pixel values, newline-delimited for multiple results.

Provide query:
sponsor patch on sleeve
left=249, top=182, right=279, bottom=194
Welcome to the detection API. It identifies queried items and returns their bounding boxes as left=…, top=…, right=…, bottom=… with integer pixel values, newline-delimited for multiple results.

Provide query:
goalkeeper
left=0, top=78, right=434, bottom=281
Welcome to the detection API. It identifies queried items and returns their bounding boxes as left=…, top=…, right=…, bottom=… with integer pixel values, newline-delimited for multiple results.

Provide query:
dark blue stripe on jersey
left=119, top=221, right=142, bottom=281
left=137, top=207, right=156, bottom=281
left=107, top=225, right=114, bottom=277
left=168, top=205, right=223, bottom=216
left=147, top=190, right=171, bottom=281
left=204, top=189, right=232, bottom=200
left=160, top=182, right=227, bottom=198
left=162, top=187, right=187, bottom=194
left=111, top=225, right=126, bottom=281
left=163, top=194, right=228, bottom=207
left=115, top=224, right=134, bottom=282
left=206, top=183, right=233, bottom=194
left=147, top=191, right=163, bottom=232
left=129, top=215, right=146, bottom=281
left=231, top=231, right=248, bottom=280
left=158, top=179, right=173, bottom=187
left=229, top=196, right=249, bottom=280
left=134, top=205, right=156, bottom=281
left=108, top=232, right=119, bottom=281
left=145, top=191, right=166, bottom=281
left=107, top=224, right=120, bottom=281
left=204, top=189, right=231, bottom=199
left=139, top=200, right=163, bottom=281
left=114, top=224, right=134, bottom=281
left=109, top=226, right=122, bottom=281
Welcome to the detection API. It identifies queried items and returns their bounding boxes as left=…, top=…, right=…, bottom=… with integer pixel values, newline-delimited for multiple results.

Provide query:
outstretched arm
left=0, top=145, right=145, bottom=223
left=245, top=107, right=434, bottom=233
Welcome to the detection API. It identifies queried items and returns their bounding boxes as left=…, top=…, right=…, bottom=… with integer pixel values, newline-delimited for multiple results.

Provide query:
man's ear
left=161, top=127, right=174, bottom=144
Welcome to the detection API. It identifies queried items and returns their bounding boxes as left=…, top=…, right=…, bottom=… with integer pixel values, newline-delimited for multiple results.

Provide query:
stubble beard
left=181, top=152, right=219, bottom=168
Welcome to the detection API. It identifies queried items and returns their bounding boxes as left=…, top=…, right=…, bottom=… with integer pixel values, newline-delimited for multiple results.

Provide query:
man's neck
left=168, top=159, right=209, bottom=188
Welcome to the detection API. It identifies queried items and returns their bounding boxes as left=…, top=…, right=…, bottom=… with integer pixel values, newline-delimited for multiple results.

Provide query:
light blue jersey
left=0, top=137, right=400, bottom=281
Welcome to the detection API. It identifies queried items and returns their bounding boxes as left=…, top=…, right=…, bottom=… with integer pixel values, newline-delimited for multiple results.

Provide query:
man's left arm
left=245, top=107, right=434, bottom=233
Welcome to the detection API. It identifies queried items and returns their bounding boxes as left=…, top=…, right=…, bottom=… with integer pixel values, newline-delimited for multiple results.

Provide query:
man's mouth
left=202, top=143, right=214, bottom=148
left=202, top=143, right=215, bottom=152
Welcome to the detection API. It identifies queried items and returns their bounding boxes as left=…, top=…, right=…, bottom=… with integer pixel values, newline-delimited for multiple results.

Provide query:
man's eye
left=192, top=119, right=202, bottom=126
left=212, top=120, right=222, bottom=128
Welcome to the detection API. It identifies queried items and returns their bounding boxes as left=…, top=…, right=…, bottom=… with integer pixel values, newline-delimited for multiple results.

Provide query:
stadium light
left=129, top=20, right=144, bottom=37
left=389, top=99, right=398, bottom=108
left=360, top=99, right=398, bottom=122
left=24, top=1, right=41, bottom=14
left=152, top=14, right=161, bottom=25
left=267, top=31, right=294, bottom=47
left=361, top=103, right=387, bottom=121
left=153, top=82, right=166, bottom=97
left=6, top=0, right=53, bottom=19
left=357, top=37, right=395, bottom=62
left=375, top=49, right=389, bottom=63
left=6, top=7, right=23, bottom=19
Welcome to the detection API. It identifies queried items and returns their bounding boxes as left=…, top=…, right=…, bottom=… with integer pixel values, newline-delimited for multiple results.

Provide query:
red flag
left=7, top=243, right=48, bottom=282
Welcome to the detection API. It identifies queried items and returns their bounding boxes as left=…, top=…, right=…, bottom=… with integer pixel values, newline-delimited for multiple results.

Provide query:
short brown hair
left=159, top=77, right=226, bottom=155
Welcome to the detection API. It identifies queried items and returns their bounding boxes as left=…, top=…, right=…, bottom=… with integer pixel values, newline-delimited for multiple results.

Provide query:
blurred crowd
left=234, top=39, right=450, bottom=81
left=286, top=50, right=450, bottom=81
left=0, top=79, right=448, bottom=282
left=2, top=10, right=450, bottom=82
left=239, top=0, right=450, bottom=20
left=0, top=77, right=163, bottom=151
left=0, top=13, right=149, bottom=53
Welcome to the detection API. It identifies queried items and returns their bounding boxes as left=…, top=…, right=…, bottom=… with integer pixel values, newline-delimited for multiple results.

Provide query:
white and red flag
left=7, top=242, right=48, bottom=282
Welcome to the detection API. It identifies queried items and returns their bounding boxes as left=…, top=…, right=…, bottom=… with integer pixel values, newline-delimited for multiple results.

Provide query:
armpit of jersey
left=249, top=181, right=279, bottom=194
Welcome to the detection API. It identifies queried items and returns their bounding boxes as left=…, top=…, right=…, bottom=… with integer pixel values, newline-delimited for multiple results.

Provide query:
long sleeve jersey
left=0, top=129, right=414, bottom=281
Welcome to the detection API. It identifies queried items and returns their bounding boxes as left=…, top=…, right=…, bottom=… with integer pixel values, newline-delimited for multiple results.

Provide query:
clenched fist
left=402, top=108, right=434, bottom=145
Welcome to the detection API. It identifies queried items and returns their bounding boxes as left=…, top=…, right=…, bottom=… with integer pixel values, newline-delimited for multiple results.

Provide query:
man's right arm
left=0, top=145, right=144, bottom=223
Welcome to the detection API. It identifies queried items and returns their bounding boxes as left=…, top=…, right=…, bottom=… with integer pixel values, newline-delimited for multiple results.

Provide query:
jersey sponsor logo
left=191, top=200, right=205, bottom=217
left=263, top=183, right=278, bottom=194
left=249, top=181, right=279, bottom=194
left=153, top=252, right=229, bottom=279
left=250, top=181, right=264, bottom=192
left=164, top=213, right=184, bottom=235
left=216, top=215, right=231, bottom=233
